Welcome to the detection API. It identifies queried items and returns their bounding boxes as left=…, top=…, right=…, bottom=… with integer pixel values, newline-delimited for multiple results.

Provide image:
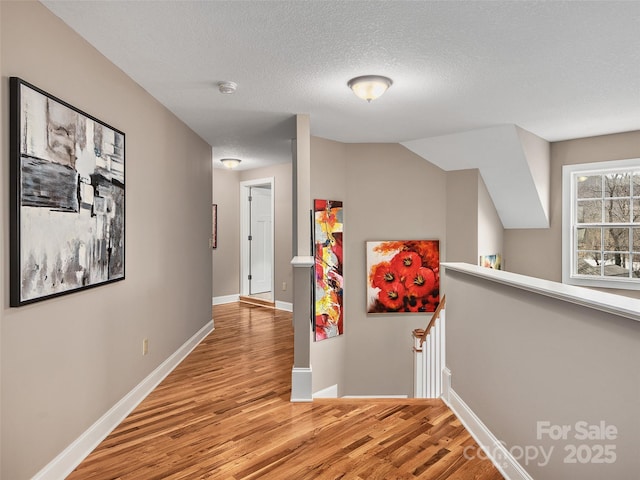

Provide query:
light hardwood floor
left=68, top=302, right=503, bottom=479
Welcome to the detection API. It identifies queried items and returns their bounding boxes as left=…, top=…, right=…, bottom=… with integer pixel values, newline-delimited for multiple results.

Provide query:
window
left=563, top=158, right=640, bottom=290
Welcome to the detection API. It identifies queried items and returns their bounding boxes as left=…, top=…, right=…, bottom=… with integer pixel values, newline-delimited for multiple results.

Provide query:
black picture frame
left=9, top=77, right=126, bottom=306
left=212, top=204, right=218, bottom=249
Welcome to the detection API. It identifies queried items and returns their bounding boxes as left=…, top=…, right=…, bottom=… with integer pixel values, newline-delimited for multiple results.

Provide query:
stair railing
left=412, top=295, right=446, bottom=398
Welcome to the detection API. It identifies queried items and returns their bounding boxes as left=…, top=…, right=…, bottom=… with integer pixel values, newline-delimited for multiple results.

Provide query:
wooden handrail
left=412, top=295, right=446, bottom=347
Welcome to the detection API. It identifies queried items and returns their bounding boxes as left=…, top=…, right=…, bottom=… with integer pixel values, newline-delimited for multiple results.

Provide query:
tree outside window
left=563, top=159, right=640, bottom=290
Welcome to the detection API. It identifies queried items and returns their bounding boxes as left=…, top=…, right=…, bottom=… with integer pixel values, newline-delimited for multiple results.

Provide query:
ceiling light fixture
left=220, top=158, right=242, bottom=169
left=217, top=81, right=237, bottom=94
left=347, top=75, right=393, bottom=102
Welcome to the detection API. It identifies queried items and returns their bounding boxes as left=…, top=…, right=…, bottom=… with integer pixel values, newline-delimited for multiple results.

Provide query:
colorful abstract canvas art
left=313, top=199, right=344, bottom=341
left=366, top=240, right=440, bottom=314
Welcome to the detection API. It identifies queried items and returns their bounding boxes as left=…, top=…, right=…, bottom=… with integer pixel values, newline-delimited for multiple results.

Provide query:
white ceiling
left=42, top=1, right=640, bottom=171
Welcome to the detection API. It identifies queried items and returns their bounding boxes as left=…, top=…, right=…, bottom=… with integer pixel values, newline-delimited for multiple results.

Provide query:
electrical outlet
left=142, top=338, right=149, bottom=355
left=282, top=281, right=287, bottom=291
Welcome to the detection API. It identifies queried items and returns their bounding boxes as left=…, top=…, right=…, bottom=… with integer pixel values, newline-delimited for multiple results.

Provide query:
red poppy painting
left=313, top=199, right=344, bottom=341
left=366, top=240, right=440, bottom=313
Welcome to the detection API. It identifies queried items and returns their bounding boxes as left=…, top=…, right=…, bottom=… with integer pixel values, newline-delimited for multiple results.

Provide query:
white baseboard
left=311, top=385, right=408, bottom=400
left=213, top=294, right=240, bottom=305
left=33, top=320, right=214, bottom=480
left=291, top=367, right=313, bottom=402
left=212, top=296, right=291, bottom=311
left=442, top=373, right=533, bottom=480
left=313, top=384, right=338, bottom=398
left=442, top=367, right=452, bottom=403
left=342, top=395, right=409, bottom=399
left=275, top=300, right=293, bottom=312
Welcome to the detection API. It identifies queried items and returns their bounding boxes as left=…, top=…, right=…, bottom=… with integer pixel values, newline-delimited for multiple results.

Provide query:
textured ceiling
left=42, top=1, right=640, bottom=171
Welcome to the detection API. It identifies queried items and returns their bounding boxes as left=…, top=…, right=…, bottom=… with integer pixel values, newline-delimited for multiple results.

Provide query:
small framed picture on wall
left=212, top=204, right=218, bottom=249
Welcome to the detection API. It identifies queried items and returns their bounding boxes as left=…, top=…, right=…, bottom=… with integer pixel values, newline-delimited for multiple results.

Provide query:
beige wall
left=444, top=168, right=505, bottom=266
left=478, top=173, right=504, bottom=262
left=446, top=169, right=479, bottom=264
left=1, top=3, right=213, bottom=478
left=295, top=115, right=312, bottom=257
left=446, top=268, right=640, bottom=479
left=342, top=143, right=447, bottom=396
left=504, top=130, right=640, bottom=298
left=212, top=162, right=293, bottom=304
left=212, top=168, right=241, bottom=298
left=241, top=163, right=293, bottom=304
left=309, top=137, right=348, bottom=394
left=308, top=141, right=506, bottom=396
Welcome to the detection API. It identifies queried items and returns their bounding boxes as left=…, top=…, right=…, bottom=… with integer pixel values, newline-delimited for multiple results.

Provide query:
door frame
left=240, top=177, right=275, bottom=299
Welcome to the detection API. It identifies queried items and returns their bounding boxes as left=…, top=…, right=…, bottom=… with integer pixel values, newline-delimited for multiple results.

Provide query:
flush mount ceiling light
left=217, top=81, right=237, bottom=94
left=347, top=75, right=393, bottom=102
left=220, top=158, right=242, bottom=169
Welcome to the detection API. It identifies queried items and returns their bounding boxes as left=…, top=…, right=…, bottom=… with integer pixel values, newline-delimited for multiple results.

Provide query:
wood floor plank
left=67, top=302, right=503, bottom=479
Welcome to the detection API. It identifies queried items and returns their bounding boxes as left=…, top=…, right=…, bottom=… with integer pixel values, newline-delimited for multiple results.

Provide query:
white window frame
left=563, top=158, right=640, bottom=290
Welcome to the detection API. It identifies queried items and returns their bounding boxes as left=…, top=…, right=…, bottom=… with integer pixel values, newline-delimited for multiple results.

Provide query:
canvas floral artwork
left=366, top=240, right=440, bottom=313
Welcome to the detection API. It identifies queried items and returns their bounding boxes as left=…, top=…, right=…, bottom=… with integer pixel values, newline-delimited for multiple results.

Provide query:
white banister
left=413, top=305, right=446, bottom=399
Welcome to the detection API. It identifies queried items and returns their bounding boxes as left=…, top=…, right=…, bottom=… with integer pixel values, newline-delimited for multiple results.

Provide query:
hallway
left=68, top=302, right=503, bottom=479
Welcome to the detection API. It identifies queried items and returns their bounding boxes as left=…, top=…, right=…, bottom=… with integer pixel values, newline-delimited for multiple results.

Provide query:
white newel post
left=413, top=331, right=426, bottom=398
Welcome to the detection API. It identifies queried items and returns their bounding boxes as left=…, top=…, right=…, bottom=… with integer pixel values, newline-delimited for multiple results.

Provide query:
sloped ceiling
left=403, top=125, right=550, bottom=229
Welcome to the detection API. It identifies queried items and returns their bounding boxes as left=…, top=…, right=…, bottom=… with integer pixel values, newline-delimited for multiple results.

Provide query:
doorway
left=240, top=177, right=274, bottom=301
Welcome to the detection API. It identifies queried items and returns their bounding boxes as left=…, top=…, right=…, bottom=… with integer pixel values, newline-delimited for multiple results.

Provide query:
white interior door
left=249, top=186, right=272, bottom=294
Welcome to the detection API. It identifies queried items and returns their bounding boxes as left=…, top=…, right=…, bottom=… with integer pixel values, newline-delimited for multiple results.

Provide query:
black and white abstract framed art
left=9, top=77, right=125, bottom=306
